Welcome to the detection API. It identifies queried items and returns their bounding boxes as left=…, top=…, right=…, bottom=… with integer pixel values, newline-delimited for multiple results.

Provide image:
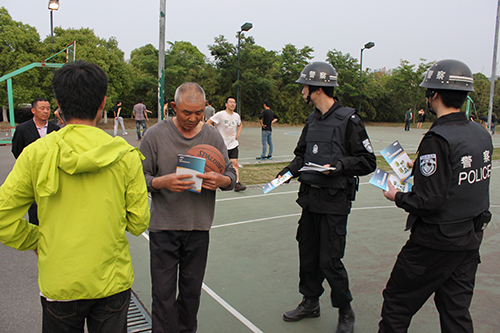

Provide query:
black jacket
left=11, top=119, right=60, bottom=159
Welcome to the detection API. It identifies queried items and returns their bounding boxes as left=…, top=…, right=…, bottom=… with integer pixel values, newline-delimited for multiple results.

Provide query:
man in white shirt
left=207, top=97, right=246, bottom=191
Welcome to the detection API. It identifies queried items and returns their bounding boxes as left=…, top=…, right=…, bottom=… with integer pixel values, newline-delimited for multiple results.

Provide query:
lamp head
left=48, top=0, right=60, bottom=10
left=364, top=41, right=375, bottom=49
left=241, top=22, right=253, bottom=32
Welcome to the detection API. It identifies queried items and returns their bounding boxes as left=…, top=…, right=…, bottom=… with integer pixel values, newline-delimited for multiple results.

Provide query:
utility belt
left=308, top=176, right=359, bottom=201
left=474, top=210, right=492, bottom=231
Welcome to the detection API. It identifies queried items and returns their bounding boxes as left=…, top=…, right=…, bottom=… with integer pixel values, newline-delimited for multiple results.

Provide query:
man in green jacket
left=0, top=61, right=150, bottom=332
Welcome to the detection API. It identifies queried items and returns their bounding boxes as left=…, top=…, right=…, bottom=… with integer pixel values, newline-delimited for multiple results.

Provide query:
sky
left=3, top=0, right=500, bottom=76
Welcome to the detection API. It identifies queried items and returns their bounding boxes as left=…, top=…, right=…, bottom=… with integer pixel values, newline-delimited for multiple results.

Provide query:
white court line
left=212, top=205, right=396, bottom=229
left=202, top=283, right=264, bottom=333
left=140, top=232, right=263, bottom=333
left=215, top=182, right=372, bottom=202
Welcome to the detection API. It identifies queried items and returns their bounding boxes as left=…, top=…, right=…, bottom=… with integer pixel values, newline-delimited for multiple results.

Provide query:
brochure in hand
left=298, top=162, right=337, bottom=173
left=263, top=171, right=293, bottom=194
left=380, top=141, right=413, bottom=182
left=369, top=168, right=412, bottom=192
left=176, top=154, right=206, bottom=194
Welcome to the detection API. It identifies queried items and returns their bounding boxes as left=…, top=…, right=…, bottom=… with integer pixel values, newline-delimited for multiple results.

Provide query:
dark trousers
left=150, top=230, right=209, bottom=333
left=297, top=208, right=353, bottom=308
left=405, top=120, right=411, bottom=131
left=379, top=241, right=479, bottom=333
left=41, top=288, right=130, bottom=333
left=28, top=201, right=39, bottom=226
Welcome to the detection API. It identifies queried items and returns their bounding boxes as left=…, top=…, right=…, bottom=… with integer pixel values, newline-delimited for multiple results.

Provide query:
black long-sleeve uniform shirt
left=396, top=112, right=483, bottom=250
left=284, top=99, right=377, bottom=215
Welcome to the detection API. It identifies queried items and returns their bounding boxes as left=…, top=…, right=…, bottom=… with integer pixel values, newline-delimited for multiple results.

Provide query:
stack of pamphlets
left=176, top=154, right=206, bottom=194
left=298, top=162, right=337, bottom=173
left=369, top=141, right=413, bottom=192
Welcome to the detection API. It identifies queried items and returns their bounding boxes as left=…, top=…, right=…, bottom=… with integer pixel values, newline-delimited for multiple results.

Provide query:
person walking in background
left=404, top=107, right=413, bottom=131
left=256, top=99, right=279, bottom=160
left=491, top=112, right=497, bottom=134
left=0, top=60, right=150, bottom=333
left=140, top=82, right=236, bottom=332
left=11, top=97, right=60, bottom=226
left=204, top=100, right=215, bottom=122
left=207, top=97, right=247, bottom=192
left=379, top=59, right=492, bottom=332
left=417, top=108, right=425, bottom=129
left=278, top=62, right=376, bottom=333
left=54, top=108, right=66, bottom=127
left=133, top=98, right=149, bottom=141
left=113, top=100, right=128, bottom=136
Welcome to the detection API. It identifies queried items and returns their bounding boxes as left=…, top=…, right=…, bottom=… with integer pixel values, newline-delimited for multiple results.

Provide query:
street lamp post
left=48, top=0, right=60, bottom=56
left=237, top=22, right=252, bottom=116
left=358, top=41, right=375, bottom=113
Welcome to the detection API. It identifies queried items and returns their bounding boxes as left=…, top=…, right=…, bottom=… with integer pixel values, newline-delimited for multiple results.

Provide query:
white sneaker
left=123, top=132, right=128, bottom=135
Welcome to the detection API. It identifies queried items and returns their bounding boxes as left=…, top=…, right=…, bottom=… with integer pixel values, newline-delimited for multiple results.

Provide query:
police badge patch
left=362, top=139, right=374, bottom=153
left=420, top=154, right=437, bottom=177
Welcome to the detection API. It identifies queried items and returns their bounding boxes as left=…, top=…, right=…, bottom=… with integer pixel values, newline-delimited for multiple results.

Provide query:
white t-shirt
left=209, top=110, right=241, bottom=150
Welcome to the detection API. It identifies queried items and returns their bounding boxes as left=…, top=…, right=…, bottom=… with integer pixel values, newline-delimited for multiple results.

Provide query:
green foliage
left=0, top=7, right=46, bottom=107
left=1, top=6, right=497, bottom=125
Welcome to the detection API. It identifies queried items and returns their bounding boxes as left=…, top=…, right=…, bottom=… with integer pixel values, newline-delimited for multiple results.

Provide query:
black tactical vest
left=298, top=107, right=355, bottom=188
left=422, top=121, right=492, bottom=224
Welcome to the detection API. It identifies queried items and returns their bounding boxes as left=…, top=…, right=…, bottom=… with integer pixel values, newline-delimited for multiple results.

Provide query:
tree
left=273, top=44, right=313, bottom=124
left=326, top=49, right=361, bottom=110
left=0, top=7, right=47, bottom=113
left=46, top=27, right=134, bottom=114
left=385, top=59, right=432, bottom=121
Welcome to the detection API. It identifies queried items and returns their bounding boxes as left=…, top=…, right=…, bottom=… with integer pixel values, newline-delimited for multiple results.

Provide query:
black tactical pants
left=379, top=240, right=479, bottom=333
left=296, top=207, right=353, bottom=308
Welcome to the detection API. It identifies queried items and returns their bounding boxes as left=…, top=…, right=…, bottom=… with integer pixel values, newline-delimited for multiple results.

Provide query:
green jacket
left=0, top=125, right=150, bottom=300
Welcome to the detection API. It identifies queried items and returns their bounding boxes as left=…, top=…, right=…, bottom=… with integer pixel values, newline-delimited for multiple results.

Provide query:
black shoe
left=234, top=182, right=246, bottom=192
left=266, top=155, right=272, bottom=160
left=283, top=297, right=320, bottom=322
left=256, top=156, right=265, bottom=160
left=336, top=308, right=355, bottom=333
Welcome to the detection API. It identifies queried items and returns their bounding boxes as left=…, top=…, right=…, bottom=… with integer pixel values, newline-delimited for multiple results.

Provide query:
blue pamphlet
left=176, top=154, right=206, bottom=194
left=369, top=168, right=412, bottom=192
left=263, top=171, right=293, bottom=194
left=380, top=141, right=413, bottom=182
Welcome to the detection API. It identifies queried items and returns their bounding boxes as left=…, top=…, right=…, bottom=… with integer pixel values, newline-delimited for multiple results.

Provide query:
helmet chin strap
left=306, top=86, right=318, bottom=105
left=426, top=90, right=437, bottom=115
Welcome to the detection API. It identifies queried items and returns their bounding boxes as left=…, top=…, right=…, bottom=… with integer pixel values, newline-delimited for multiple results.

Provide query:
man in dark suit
left=11, top=98, right=60, bottom=225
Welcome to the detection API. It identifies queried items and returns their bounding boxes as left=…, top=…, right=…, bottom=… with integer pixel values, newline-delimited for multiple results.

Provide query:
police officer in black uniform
left=278, top=62, right=376, bottom=333
left=379, top=59, right=493, bottom=332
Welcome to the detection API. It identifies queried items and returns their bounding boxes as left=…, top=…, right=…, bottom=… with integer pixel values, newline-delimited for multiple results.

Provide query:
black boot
left=283, top=296, right=320, bottom=322
left=336, top=307, right=355, bottom=333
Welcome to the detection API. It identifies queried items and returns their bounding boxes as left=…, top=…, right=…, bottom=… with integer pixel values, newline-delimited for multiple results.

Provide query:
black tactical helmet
left=295, top=61, right=339, bottom=87
left=420, top=59, right=474, bottom=92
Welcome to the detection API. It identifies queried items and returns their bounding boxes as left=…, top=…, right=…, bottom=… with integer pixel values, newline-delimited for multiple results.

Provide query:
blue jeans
left=41, top=288, right=131, bottom=333
left=136, top=120, right=147, bottom=139
left=261, top=130, right=273, bottom=157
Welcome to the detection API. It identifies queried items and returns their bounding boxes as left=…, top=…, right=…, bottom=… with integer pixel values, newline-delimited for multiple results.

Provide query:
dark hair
left=226, top=97, right=235, bottom=103
left=263, top=99, right=271, bottom=108
left=137, top=98, right=143, bottom=103
left=52, top=61, right=108, bottom=122
left=434, top=89, right=468, bottom=109
left=207, top=100, right=212, bottom=105
left=31, top=98, right=48, bottom=109
left=116, top=100, right=122, bottom=105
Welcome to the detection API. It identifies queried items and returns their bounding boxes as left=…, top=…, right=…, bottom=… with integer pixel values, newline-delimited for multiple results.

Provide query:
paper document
left=380, top=141, right=413, bottom=182
left=176, top=154, right=205, bottom=194
left=263, top=171, right=293, bottom=194
left=299, top=162, right=337, bottom=173
left=369, top=168, right=412, bottom=192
